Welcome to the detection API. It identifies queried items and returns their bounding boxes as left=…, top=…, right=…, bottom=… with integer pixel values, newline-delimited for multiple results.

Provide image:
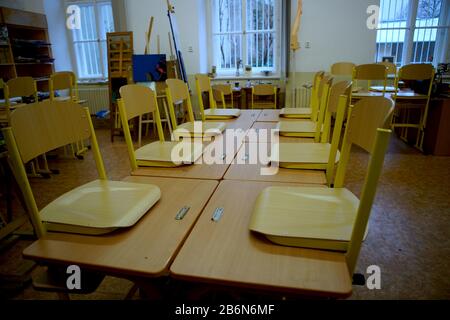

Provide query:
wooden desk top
left=224, top=143, right=327, bottom=185
left=257, top=109, right=281, bottom=122
left=170, top=180, right=352, bottom=298
left=246, top=122, right=313, bottom=144
left=23, top=176, right=219, bottom=278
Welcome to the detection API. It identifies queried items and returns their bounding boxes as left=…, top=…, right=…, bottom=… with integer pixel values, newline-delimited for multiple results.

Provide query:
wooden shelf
left=0, top=6, right=54, bottom=89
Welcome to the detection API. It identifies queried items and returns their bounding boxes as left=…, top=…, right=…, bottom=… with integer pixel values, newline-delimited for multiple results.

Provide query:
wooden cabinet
left=424, top=97, right=450, bottom=156
left=0, top=7, right=54, bottom=92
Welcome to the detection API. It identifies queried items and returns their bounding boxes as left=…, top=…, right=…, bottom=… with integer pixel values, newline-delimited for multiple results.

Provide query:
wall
left=43, top=0, right=73, bottom=72
left=292, top=0, right=380, bottom=72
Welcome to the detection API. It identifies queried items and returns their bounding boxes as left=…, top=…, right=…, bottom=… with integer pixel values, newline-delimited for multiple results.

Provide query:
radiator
left=291, top=86, right=312, bottom=108
left=78, top=85, right=109, bottom=115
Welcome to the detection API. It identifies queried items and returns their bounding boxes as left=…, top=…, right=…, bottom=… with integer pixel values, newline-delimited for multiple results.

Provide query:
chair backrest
left=165, top=79, right=195, bottom=127
left=195, top=73, right=216, bottom=112
left=6, top=77, right=37, bottom=100
left=335, top=97, right=394, bottom=187
left=2, top=100, right=107, bottom=238
left=320, top=80, right=352, bottom=142
left=253, top=84, right=276, bottom=96
left=398, top=63, right=434, bottom=81
left=353, top=64, right=387, bottom=81
left=49, top=71, right=77, bottom=101
left=212, top=84, right=233, bottom=109
left=331, top=62, right=356, bottom=76
left=313, top=76, right=333, bottom=142
left=332, top=97, right=394, bottom=275
left=311, top=75, right=332, bottom=122
left=195, top=74, right=211, bottom=93
left=308, top=71, right=325, bottom=114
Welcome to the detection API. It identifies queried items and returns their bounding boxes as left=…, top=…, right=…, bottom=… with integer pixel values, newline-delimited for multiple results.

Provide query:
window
left=68, top=0, right=115, bottom=80
left=376, top=0, right=450, bottom=66
left=210, top=0, right=281, bottom=75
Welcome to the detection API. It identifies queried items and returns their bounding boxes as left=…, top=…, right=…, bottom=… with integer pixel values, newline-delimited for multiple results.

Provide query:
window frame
left=66, top=0, right=114, bottom=81
left=375, top=0, right=450, bottom=66
left=207, top=0, right=282, bottom=77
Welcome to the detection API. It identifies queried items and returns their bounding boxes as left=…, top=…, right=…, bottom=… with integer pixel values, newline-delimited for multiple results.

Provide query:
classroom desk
left=246, top=122, right=313, bottom=144
left=170, top=180, right=352, bottom=298
left=224, top=143, right=327, bottom=185
left=23, top=176, right=218, bottom=279
left=257, top=109, right=281, bottom=122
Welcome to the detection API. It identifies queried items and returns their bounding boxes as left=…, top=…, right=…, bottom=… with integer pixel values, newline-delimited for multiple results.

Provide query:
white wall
left=0, top=0, right=45, bottom=14
left=44, top=0, right=73, bottom=72
left=124, top=0, right=206, bottom=75
left=292, top=0, right=380, bottom=72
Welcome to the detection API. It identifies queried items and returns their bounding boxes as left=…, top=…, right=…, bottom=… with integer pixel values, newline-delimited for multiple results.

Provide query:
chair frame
left=251, top=84, right=277, bottom=110
left=391, top=63, right=435, bottom=150
left=350, top=64, right=388, bottom=101
left=2, top=101, right=106, bottom=238
left=118, top=85, right=165, bottom=171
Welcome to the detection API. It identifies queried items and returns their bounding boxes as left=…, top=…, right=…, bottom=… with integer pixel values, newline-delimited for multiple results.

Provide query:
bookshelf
left=0, top=7, right=54, bottom=92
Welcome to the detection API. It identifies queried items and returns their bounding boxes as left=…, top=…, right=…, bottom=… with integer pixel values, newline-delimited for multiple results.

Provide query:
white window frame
left=376, top=0, right=450, bottom=66
left=207, top=0, right=282, bottom=77
left=66, top=0, right=114, bottom=81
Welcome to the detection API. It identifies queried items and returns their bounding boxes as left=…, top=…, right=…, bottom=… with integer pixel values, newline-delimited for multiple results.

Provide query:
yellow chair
left=251, top=84, right=278, bottom=109
left=1, top=77, right=37, bottom=126
left=250, top=96, right=394, bottom=276
left=331, top=62, right=356, bottom=77
left=195, top=74, right=241, bottom=119
left=49, top=71, right=81, bottom=102
left=118, top=84, right=203, bottom=169
left=2, top=100, right=161, bottom=237
left=280, top=71, right=325, bottom=120
left=350, top=64, right=388, bottom=101
left=165, top=79, right=226, bottom=140
left=391, top=63, right=435, bottom=150
left=370, top=62, right=397, bottom=92
left=211, top=84, right=233, bottom=109
left=274, top=81, right=352, bottom=185
left=277, top=76, right=333, bottom=139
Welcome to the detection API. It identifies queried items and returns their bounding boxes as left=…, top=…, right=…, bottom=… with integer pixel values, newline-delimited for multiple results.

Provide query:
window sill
left=211, top=74, right=281, bottom=81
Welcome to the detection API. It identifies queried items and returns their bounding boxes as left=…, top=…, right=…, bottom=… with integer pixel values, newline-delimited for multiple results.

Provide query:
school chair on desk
left=3, top=100, right=162, bottom=237
left=118, top=84, right=203, bottom=169
left=280, top=71, right=324, bottom=119
left=195, top=74, right=241, bottom=119
left=277, top=76, right=333, bottom=138
left=274, top=81, right=352, bottom=185
left=250, top=96, right=394, bottom=277
left=165, top=79, right=226, bottom=140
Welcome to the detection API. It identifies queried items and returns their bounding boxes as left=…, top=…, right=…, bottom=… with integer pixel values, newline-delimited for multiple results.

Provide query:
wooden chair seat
left=249, top=186, right=364, bottom=251
left=279, top=107, right=312, bottom=119
left=134, top=141, right=203, bottom=167
left=276, top=120, right=317, bottom=137
left=204, top=108, right=241, bottom=120
left=174, top=121, right=226, bottom=139
left=41, top=179, right=161, bottom=235
left=274, top=143, right=340, bottom=169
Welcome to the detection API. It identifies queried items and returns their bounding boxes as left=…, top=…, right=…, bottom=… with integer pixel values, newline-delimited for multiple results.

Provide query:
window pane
left=247, top=32, right=274, bottom=69
left=376, top=0, right=410, bottom=65
left=411, top=0, right=442, bottom=63
left=74, top=42, right=103, bottom=79
left=213, top=34, right=242, bottom=70
left=213, top=0, right=242, bottom=33
left=98, top=2, right=115, bottom=40
left=247, top=0, right=275, bottom=31
left=72, top=4, right=98, bottom=41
